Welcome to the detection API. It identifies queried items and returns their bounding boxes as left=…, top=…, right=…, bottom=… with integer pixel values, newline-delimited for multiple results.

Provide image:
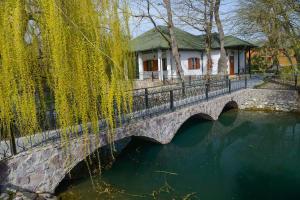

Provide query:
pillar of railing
left=245, top=76, right=248, bottom=89
left=170, top=90, right=174, bottom=110
left=225, top=75, right=229, bottom=88
left=10, top=125, right=17, bottom=156
left=145, top=88, right=149, bottom=109
left=182, top=81, right=185, bottom=96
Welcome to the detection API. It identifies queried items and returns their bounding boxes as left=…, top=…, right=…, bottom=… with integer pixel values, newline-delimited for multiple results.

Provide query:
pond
left=58, top=110, right=300, bottom=200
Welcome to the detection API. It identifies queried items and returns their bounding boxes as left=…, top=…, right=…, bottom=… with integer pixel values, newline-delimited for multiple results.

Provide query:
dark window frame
left=188, top=57, right=200, bottom=70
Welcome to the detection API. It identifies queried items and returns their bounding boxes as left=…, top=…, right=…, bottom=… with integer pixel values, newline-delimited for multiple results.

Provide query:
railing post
left=170, top=90, right=174, bottom=110
left=205, top=83, right=209, bottom=101
left=225, top=75, right=229, bottom=88
left=182, top=81, right=185, bottom=96
left=145, top=88, right=149, bottom=109
left=10, top=125, right=17, bottom=155
left=189, top=76, right=192, bottom=85
left=245, top=75, right=248, bottom=89
left=151, top=72, right=154, bottom=82
left=229, top=79, right=231, bottom=93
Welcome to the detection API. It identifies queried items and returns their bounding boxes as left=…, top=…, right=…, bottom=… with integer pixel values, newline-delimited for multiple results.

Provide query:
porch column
left=167, top=50, right=172, bottom=80
left=248, top=48, right=251, bottom=75
left=158, top=49, right=163, bottom=81
left=138, top=53, right=144, bottom=80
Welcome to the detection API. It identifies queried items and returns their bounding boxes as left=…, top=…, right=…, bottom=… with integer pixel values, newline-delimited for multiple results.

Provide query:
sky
left=129, top=0, right=240, bottom=38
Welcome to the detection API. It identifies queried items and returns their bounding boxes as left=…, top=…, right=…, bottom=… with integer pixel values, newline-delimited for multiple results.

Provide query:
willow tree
left=0, top=0, right=134, bottom=152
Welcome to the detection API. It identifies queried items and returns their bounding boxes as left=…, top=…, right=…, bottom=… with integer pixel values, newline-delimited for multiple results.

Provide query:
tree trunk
left=214, top=0, right=228, bottom=74
left=271, top=50, right=280, bottom=74
left=163, top=0, right=184, bottom=81
left=204, top=0, right=214, bottom=76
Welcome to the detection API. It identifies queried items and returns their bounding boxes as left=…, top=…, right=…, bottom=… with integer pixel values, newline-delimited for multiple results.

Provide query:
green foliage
left=279, top=65, right=300, bottom=75
left=0, top=0, right=134, bottom=142
left=251, top=55, right=270, bottom=73
left=236, top=0, right=300, bottom=66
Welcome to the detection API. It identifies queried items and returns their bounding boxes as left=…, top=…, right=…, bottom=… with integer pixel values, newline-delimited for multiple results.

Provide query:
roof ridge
left=133, top=25, right=199, bottom=39
left=225, top=35, right=255, bottom=46
left=130, top=27, right=256, bottom=52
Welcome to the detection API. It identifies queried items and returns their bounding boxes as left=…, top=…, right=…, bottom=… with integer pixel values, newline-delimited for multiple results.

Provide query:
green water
left=59, top=111, right=300, bottom=200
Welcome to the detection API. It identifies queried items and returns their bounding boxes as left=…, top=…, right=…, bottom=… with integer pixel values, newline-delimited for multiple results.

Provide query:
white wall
left=138, top=49, right=248, bottom=79
left=179, top=50, right=221, bottom=76
left=239, top=50, right=246, bottom=73
left=227, top=49, right=246, bottom=74
left=179, top=51, right=203, bottom=76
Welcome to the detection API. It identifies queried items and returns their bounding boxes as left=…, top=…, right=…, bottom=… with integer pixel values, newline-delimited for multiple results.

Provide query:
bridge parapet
left=1, top=76, right=249, bottom=160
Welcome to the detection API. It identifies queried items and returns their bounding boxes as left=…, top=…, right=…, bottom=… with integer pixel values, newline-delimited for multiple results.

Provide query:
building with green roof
left=130, top=26, right=256, bottom=80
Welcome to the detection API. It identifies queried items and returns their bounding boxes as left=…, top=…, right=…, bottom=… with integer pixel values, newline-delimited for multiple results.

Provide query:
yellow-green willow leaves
left=0, top=0, right=134, bottom=143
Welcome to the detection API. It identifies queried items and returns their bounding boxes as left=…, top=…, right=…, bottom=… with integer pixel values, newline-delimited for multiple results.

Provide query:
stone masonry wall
left=240, top=89, right=299, bottom=112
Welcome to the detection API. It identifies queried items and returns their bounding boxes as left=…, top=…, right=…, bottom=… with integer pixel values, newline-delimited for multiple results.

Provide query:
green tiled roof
left=130, top=26, right=256, bottom=52
left=251, top=40, right=267, bottom=48
left=223, top=35, right=256, bottom=48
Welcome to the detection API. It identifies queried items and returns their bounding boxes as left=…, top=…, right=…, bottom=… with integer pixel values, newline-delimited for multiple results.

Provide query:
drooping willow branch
left=0, top=0, right=134, bottom=144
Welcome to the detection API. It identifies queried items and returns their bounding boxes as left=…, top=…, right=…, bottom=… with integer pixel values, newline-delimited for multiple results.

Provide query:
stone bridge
left=0, top=88, right=299, bottom=194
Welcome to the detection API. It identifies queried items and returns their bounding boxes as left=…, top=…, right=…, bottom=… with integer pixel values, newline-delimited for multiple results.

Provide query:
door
left=229, top=56, right=235, bottom=75
left=152, top=60, right=158, bottom=71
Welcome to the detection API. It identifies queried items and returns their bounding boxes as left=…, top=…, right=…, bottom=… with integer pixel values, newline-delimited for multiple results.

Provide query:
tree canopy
left=235, top=0, right=300, bottom=69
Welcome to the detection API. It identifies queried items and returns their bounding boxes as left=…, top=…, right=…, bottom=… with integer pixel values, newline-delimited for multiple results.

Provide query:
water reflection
left=59, top=111, right=300, bottom=200
left=173, top=115, right=214, bottom=147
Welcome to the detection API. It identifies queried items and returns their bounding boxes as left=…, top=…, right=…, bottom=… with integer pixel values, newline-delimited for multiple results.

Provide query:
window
left=146, top=60, right=153, bottom=71
left=143, top=60, right=158, bottom=71
left=188, top=57, right=200, bottom=70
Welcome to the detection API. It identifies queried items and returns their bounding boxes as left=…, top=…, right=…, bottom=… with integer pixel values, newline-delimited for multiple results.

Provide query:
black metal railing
left=130, top=75, right=250, bottom=119
left=0, top=75, right=255, bottom=160
left=133, top=74, right=229, bottom=94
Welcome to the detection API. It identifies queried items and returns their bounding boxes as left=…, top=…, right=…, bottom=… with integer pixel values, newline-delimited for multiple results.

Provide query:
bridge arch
left=218, top=100, right=239, bottom=127
left=172, top=113, right=214, bottom=147
left=221, top=100, right=239, bottom=113
left=190, top=113, right=215, bottom=121
left=176, top=113, right=214, bottom=134
left=131, top=135, right=164, bottom=144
